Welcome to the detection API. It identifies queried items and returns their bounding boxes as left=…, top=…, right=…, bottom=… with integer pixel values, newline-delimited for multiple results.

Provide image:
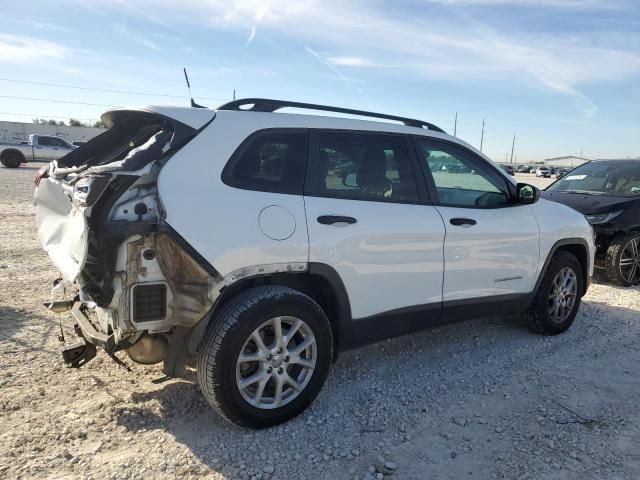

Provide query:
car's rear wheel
left=196, top=285, right=333, bottom=428
left=605, top=232, right=640, bottom=287
left=522, top=251, right=583, bottom=335
left=0, top=151, right=24, bottom=168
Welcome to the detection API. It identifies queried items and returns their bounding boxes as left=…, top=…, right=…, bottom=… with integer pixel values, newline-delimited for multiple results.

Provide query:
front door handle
left=317, top=215, right=357, bottom=225
left=450, top=217, right=477, bottom=226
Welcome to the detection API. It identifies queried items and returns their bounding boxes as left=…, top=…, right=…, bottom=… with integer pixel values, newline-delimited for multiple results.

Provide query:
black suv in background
left=543, top=159, right=640, bottom=286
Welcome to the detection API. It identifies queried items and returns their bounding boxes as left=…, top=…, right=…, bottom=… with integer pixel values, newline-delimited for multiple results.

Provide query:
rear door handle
left=317, top=215, right=357, bottom=225
left=450, top=217, right=477, bottom=226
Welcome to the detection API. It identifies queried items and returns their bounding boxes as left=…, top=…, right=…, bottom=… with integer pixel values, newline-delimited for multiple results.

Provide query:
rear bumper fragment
left=69, top=302, right=116, bottom=351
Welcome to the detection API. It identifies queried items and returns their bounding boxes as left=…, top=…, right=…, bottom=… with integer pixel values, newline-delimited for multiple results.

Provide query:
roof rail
left=217, top=98, right=446, bottom=134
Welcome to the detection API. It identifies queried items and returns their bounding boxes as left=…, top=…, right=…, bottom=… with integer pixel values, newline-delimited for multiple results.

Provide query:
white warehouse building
left=544, top=156, right=590, bottom=168
left=0, top=121, right=105, bottom=145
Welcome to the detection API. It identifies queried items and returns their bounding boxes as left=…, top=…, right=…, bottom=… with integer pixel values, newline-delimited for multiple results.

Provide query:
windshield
left=546, top=161, right=640, bottom=196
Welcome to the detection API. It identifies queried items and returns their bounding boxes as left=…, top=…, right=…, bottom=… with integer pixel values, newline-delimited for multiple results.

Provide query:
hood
left=541, top=191, right=639, bottom=215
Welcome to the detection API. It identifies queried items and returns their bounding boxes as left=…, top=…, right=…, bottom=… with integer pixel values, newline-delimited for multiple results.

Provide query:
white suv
left=35, top=99, right=594, bottom=427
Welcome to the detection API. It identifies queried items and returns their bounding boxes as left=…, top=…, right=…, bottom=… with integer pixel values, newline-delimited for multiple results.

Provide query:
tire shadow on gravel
left=110, top=300, right=639, bottom=479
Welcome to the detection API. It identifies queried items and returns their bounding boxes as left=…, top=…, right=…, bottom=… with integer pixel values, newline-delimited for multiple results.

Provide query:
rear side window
left=222, top=130, right=308, bottom=195
left=305, top=131, right=419, bottom=203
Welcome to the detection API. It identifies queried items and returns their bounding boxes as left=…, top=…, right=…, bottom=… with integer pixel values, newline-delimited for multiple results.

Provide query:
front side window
left=223, top=130, right=308, bottom=194
left=306, top=132, right=419, bottom=203
left=546, top=161, right=640, bottom=197
left=415, top=138, right=511, bottom=208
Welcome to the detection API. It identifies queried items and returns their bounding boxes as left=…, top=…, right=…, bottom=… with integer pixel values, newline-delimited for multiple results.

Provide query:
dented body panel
left=35, top=177, right=89, bottom=281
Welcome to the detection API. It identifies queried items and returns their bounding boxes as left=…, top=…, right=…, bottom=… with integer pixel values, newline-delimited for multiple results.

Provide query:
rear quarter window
left=222, top=129, right=308, bottom=195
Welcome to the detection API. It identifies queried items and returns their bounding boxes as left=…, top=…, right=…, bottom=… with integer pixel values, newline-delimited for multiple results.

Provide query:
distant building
left=544, top=156, right=590, bottom=168
left=0, top=120, right=105, bottom=145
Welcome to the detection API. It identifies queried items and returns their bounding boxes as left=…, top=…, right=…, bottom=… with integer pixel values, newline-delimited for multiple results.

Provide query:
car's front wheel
left=522, top=250, right=584, bottom=335
left=605, top=232, right=640, bottom=287
left=197, top=285, right=333, bottom=428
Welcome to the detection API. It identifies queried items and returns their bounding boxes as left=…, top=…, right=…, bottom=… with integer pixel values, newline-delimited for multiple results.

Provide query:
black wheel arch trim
left=185, top=239, right=592, bottom=361
left=532, top=237, right=591, bottom=299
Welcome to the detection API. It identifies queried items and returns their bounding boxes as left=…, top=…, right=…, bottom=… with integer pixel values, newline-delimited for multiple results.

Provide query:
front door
left=413, top=137, right=539, bottom=309
left=304, top=130, right=445, bottom=343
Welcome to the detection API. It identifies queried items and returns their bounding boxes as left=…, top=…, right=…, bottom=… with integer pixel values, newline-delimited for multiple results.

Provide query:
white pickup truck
left=1, top=134, right=77, bottom=168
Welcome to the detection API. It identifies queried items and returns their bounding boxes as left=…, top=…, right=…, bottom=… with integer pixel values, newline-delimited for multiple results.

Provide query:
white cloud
left=245, top=25, right=257, bottom=47
left=426, top=0, right=618, bottom=7
left=113, top=23, right=159, bottom=50
left=0, top=34, right=68, bottom=63
left=305, top=46, right=348, bottom=83
left=92, top=0, right=640, bottom=117
left=328, top=56, right=374, bottom=67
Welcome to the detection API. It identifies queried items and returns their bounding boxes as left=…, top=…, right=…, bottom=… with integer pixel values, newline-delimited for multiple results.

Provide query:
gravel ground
left=1, top=166, right=639, bottom=480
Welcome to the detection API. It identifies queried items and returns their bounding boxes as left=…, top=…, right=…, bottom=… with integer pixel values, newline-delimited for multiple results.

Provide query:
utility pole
left=233, top=89, right=236, bottom=100
left=510, top=134, right=516, bottom=163
left=453, top=112, right=457, bottom=137
left=480, top=119, right=485, bottom=152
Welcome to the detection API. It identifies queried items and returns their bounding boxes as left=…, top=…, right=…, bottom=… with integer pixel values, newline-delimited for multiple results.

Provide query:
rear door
left=34, top=136, right=56, bottom=162
left=50, top=137, right=75, bottom=160
left=413, top=137, right=539, bottom=311
left=304, top=130, right=445, bottom=339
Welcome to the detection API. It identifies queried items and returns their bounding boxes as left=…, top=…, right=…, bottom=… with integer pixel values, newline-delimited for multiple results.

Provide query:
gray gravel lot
left=1, top=166, right=639, bottom=480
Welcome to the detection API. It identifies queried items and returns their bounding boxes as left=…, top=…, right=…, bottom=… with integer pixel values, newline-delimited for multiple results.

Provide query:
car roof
left=102, top=104, right=508, bottom=180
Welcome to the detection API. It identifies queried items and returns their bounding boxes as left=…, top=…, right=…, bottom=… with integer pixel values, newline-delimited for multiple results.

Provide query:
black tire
left=0, top=151, right=24, bottom=168
left=522, top=250, right=584, bottom=335
left=196, top=285, right=333, bottom=428
left=605, top=232, right=640, bottom=287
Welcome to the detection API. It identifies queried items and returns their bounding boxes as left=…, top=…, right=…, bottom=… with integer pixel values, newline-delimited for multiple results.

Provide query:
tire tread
left=521, top=250, right=583, bottom=336
left=196, top=285, right=330, bottom=427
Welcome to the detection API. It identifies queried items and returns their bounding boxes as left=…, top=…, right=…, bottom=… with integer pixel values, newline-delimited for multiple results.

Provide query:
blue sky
left=1, top=0, right=639, bottom=161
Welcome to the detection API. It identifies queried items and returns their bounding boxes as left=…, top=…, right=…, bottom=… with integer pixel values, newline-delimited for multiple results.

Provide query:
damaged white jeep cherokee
left=35, top=99, right=595, bottom=427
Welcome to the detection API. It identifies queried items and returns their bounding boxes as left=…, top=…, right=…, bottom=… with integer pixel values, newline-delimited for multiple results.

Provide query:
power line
left=0, top=77, right=228, bottom=101
left=0, top=112, right=101, bottom=122
left=0, top=95, right=118, bottom=108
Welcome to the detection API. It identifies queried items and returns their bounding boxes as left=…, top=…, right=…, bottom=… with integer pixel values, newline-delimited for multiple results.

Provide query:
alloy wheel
left=236, top=316, right=317, bottom=409
left=619, top=237, right=640, bottom=284
left=548, top=267, right=578, bottom=324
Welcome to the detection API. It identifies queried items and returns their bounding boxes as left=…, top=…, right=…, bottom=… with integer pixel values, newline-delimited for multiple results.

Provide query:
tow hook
left=62, top=340, right=97, bottom=368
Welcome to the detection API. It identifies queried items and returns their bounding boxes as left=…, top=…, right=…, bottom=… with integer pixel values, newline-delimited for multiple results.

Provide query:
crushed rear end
left=34, top=107, right=221, bottom=374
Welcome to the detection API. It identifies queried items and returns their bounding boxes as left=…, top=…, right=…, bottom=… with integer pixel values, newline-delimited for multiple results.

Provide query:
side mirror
left=516, top=183, right=540, bottom=204
left=342, top=172, right=358, bottom=188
